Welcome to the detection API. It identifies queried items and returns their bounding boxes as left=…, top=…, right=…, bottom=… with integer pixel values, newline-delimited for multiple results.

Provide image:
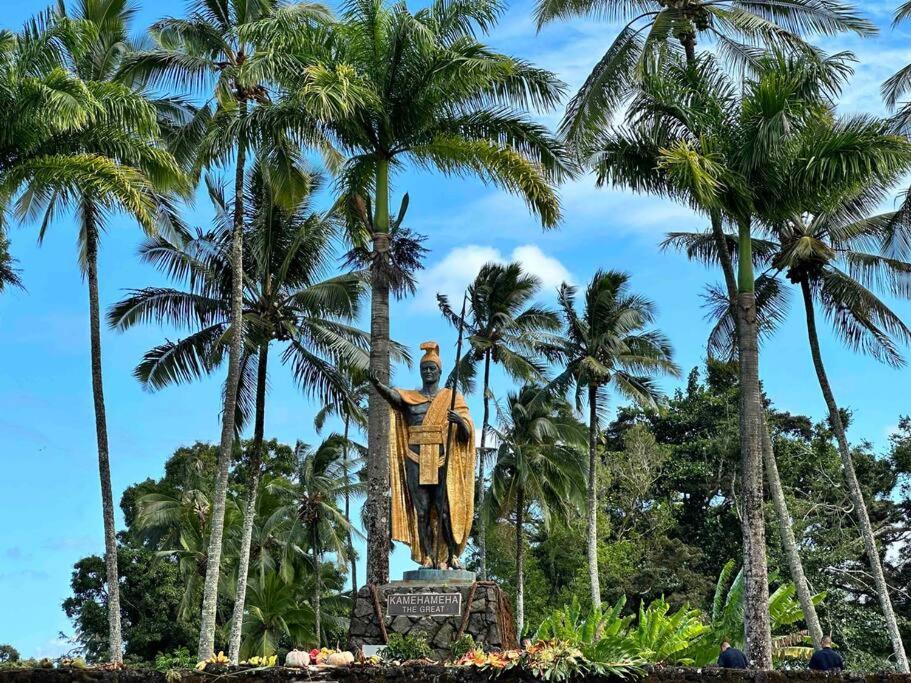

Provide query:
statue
left=371, top=341, right=475, bottom=570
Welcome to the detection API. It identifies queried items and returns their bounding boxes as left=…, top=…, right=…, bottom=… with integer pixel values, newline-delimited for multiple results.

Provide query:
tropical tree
left=245, top=0, right=572, bottom=585
left=545, top=271, right=678, bottom=610
left=131, top=444, right=244, bottom=622
left=110, top=163, right=368, bottom=662
left=313, top=368, right=369, bottom=599
left=668, top=173, right=911, bottom=670
left=486, top=384, right=587, bottom=634
left=11, top=0, right=190, bottom=663
left=0, top=232, right=22, bottom=293
left=438, top=262, right=559, bottom=579
left=592, top=50, right=911, bottom=666
left=117, top=0, right=364, bottom=658
left=532, top=0, right=874, bottom=147
left=283, top=438, right=362, bottom=647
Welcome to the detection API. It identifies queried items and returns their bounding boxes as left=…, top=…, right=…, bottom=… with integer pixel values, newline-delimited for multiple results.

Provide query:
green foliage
left=380, top=632, right=432, bottom=662
left=153, top=648, right=196, bottom=673
left=627, top=599, right=707, bottom=665
left=0, top=645, right=19, bottom=664
left=63, top=547, right=196, bottom=663
left=450, top=634, right=477, bottom=660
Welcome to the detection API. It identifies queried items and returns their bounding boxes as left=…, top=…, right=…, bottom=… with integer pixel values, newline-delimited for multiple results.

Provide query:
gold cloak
left=389, top=387, right=476, bottom=565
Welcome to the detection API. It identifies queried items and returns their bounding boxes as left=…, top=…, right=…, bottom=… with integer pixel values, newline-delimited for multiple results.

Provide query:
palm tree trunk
left=313, top=525, right=322, bottom=648
left=800, top=278, right=909, bottom=672
left=761, top=418, right=823, bottom=648
left=84, top=202, right=123, bottom=664
left=710, top=211, right=822, bottom=646
left=515, top=484, right=525, bottom=637
left=736, top=218, right=772, bottom=668
left=228, top=343, right=269, bottom=664
left=366, top=158, right=391, bottom=586
left=587, top=384, right=601, bottom=610
left=344, top=416, right=357, bottom=600
left=478, top=351, right=492, bottom=579
left=197, top=107, right=248, bottom=661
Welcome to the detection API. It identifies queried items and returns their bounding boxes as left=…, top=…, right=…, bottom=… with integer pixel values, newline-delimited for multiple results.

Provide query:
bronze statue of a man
left=371, top=342, right=475, bottom=570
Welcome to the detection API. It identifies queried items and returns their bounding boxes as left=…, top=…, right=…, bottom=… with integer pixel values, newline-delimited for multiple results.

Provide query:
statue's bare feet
left=449, top=557, right=463, bottom=569
left=421, top=558, right=434, bottom=569
left=436, top=560, right=449, bottom=570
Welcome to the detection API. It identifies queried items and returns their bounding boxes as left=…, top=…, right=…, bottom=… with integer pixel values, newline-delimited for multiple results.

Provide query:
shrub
left=450, top=634, right=477, bottom=659
left=0, top=645, right=19, bottom=664
left=153, top=647, right=196, bottom=672
left=381, top=633, right=432, bottom=661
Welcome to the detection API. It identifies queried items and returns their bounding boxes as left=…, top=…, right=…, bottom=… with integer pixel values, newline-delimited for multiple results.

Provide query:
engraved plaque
left=387, top=592, right=462, bottom=617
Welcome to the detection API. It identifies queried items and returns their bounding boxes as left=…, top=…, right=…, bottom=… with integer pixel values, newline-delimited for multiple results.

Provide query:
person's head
left=821, top=636, right=833, bottom=648
left=419, top=342, right=442, bottom=385
left=720, top=641, right=730, bottom=652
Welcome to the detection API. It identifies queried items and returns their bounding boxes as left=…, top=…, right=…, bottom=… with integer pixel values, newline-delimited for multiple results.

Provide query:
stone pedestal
left=348, top=577, right=517, bottom=660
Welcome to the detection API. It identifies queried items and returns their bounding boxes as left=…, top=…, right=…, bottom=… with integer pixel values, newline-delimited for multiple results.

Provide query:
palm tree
left=118, top=0, right=358, bottom=658
left=532, top=0, right=874, bottom=147
left=0, top=232, right=22, bottom=293
left=545, top=271, right=678, bottom=610
left=313, top=368, right=369, bottom=600
left=132, top=445, right=244, bottom=622
left=247, top=0, right=572, bottom=585
left=438, top=262, right=559, bottom=579
left=12, top=0, right=189, bottom=663
left=110, top=163, right=368, bottom=662
left=486, top=384, right=587, bottom=634
left=288, top=438, right=363, bottom=647
left=664, top=90, right=911, bottom=670
left=593, top=50, right=911, bottom=666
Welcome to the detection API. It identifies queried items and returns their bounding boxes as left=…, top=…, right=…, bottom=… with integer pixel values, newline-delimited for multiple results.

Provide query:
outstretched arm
left=368, top=374, right=404, bottom=409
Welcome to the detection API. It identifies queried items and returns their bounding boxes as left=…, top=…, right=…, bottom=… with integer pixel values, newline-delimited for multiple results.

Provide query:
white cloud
left=413, top=243, right=573, bottom=312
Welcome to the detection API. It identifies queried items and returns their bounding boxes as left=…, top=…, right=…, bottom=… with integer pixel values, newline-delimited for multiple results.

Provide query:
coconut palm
left=10, top=0, right=190, bottom=663
left=313, top=368, right=369, bottom=599
left=532, top=0, right=874, bottom=147
left=438, top=262, right=560, bottom=579
left=545, top=271, right=678, bottom=610
left=110, top=162, right=369, bottom=662
left=486, top=384, right=587, bottom=634
left=0, top=233, right=22, bottom=293
left=132, top=446, right=245, bottom=622
left=244, top=0, right=571, bottom=585
left=117, top=0, right=363, bottom=657
left=593, top=50, right=911, bottom=666
left=283, top=438, right=363, bottom=648
left=668, top=183, right=911, bottom=670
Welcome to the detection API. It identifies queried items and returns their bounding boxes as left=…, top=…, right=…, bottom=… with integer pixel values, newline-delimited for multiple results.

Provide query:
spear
left=444, top=292, right=469, bottom=467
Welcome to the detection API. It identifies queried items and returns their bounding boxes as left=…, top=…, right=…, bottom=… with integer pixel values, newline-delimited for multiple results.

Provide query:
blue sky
left=2, top=0, right=911, bottom=660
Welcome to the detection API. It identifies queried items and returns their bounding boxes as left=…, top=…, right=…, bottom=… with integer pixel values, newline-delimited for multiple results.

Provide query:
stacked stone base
left=348, top=580, right=517, bottom=660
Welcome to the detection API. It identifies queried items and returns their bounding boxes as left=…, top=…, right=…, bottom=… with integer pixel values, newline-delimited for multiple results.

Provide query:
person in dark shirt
left=809, top=637, right=845, bottom=672
left=717, top=641, right=749, bottom=668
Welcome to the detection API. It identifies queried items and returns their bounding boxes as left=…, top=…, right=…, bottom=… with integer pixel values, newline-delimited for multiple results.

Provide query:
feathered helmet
left=419, top=341, right=442, bottom=369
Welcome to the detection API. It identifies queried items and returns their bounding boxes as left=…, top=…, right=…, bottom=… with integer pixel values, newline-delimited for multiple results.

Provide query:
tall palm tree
left=545, top=271, right=678, bottom=610
left=486, top=384, right=587, bottom=634
left=313, top=368, right=369, bottom=600
left=13, top=0, right=189, bottom=663
left=438, top=262, right=559, bottom=579
left=118, top=0, right=358, bottom=658
left=247, top=0, right=572, bottom=585
left=110, top=163, right=369, bottom=662
left=532, top=0, right=874, bottom=147
left=593, top=50, right=910, bottom=666
left=670, top=186, right=911, bottom=670
left=533, top=0, right=873, bottom=661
